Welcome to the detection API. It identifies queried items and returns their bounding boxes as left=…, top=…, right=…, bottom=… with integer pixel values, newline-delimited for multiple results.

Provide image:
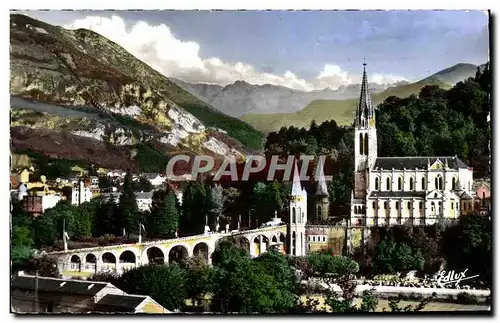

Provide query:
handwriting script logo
left=435, top=269, right=479, bottom=288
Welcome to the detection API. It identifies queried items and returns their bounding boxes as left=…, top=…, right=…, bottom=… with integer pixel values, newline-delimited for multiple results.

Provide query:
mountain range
left=238, top=63, right=483, bottom=133
left=171, top=78, right=410, bottom=117
left=9, top=13, right=485, bottom=172
left=9, top=14, right=264, bottom=172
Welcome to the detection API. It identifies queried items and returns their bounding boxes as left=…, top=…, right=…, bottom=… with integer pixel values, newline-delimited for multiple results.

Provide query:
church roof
left=369, top=191, right=426, bottom=199
left=373, top=156, right=469, bottom=170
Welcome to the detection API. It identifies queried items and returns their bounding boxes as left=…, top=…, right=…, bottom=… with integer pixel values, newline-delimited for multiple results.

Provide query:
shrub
left=456, top=292, right=480, bottom=305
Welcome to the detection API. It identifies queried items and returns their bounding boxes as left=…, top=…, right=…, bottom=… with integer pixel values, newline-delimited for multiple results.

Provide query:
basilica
left=350, top=63, right=475, bottom=227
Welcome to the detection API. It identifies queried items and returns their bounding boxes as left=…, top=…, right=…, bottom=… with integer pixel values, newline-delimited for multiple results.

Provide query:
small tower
left=289, top=162, right=308, bottom=256
left=315, top=158, right=330, bottom=221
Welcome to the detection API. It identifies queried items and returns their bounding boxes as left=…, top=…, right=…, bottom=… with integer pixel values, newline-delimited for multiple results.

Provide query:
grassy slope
left=241, top=77, right=451, bottom=132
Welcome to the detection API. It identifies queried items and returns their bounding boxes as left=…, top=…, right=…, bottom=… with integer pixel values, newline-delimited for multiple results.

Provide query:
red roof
left=10, top=175, right=19, bottom=189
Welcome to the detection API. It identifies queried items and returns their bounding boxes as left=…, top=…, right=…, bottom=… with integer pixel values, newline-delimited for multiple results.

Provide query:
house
left=71, top=181, right=93, bottom=206
left=23, top=194, right=61, bottom=216
left=10, top=274, right=170, bottom=314
left=94, top=294, right=168, bottom=313
left=144, top=173, right=166, bottom=186
left=474, top=179, right=491, bottom=215
left=89, top=176, right=99, bottom=189
left=101, top=192, right=121, bottom=204
left=135, top=191, right=153, bottom=212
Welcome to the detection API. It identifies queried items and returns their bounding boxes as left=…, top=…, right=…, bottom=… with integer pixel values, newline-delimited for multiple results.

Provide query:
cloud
left=64, top=15, right=407, bottom=91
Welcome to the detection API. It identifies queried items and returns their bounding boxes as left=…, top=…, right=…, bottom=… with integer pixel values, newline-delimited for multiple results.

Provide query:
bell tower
left=288, top=162, right=308, bottom=256
left=353, top=60, right=377, bottom=199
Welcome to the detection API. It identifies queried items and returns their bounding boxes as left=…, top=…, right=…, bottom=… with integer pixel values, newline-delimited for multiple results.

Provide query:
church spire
left=356, top=60, right=374, bottom=128
left=291, top=162, right=303, bottom=196
left=315, top=158, right=328, bottom=196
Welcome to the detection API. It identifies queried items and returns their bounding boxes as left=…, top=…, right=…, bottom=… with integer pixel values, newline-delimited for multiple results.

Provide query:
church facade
left=350, top=63, right=475, bottom=227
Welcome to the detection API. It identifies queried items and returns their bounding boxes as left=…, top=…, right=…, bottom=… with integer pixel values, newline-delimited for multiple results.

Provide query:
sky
left=17, top=10, right=489, bottom=91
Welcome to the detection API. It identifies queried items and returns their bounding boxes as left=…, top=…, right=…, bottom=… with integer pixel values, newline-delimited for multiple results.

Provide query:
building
left=144, top=173, right=166, bottom=186
left=288, top=163, right=308, bottom=256
left=23, top=194, right=62, bottom=216
left=350, top=62, right=475, bottom=227
left=89, top=176, right=99, bottom=189
left=10, top=274, right=170, bottom=314
left=135, top=191, right=153, bottom=211
left=71, top=180, right=93, bottom=206
left=473, top=179, right=491, bottom=215
left=314, top=159, right=330, bottom=221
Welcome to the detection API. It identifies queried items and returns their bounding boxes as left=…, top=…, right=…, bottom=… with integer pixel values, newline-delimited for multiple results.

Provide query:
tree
left=222, top=187, right=241, bottom=227
left=210, top=242, right=297, bottom=314
left=98, top=176, right=112, bottom=189
left=94, top=199, right=119, bottom=236
left=21, top=255, right=60, bottom=278
left=180, top=181, right=209, bottom=235
left=149, top=189, right=179, bottom=238
left=372, top=238, right=424, bottom=274
left=182, top=254, right=215, bottom=308
left=442, top=215, right=492, bottom=285
left=118, top=263, right=187, bottom=311
left=117, top=172, right=139, bottom=235
left=208, top=184, right=225, bottom=231
left=72, top=206, right=93, bottom=240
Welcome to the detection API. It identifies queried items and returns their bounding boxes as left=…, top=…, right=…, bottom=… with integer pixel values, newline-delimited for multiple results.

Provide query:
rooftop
left=11, top=275, right=110, bottom=296
left=373, top=156, right=469, bottom=170
left=95, top=294, right=148, bottom=312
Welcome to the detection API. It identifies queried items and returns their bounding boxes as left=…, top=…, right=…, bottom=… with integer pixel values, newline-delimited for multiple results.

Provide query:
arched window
left=452, top=177, right=457, bottom=190
left=359, top=133, right=364, bottom=155
left=398, top=177, right=402, bottom=190
left=375, top=178, right=379, bottom=190
left=419, top=202, right=423, bottom=209
left=421, top=177, right=426, bottom=190
left=317, top=206, right=322, bottom=217
left=372, top=201, right=376, bottom=209
left=364, top=133, right=369, bottom=156
left=451, top=202, right=454, bottom=210
left=410, top=178, right=414, bottom=191
left=297, top=207, right=302, bottom=223
left=439, top=177, right=443, bottom=190
left=395, top=202, right=399, bottom=209
left=431, top=202, right=435, bottom=213
left=384, top=201, right=388, bottom=209
left=386, top=177, right=391, bottom=190
left=435, top=177, right=438, bottom=190
left=292, top=207, right=296, bottom=223
left=407, top=201, right=411, bottom=209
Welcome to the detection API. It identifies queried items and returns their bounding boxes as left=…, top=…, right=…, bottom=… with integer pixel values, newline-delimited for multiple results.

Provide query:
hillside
left=9, top=14, right=264, bottom=172
left=240, top=77, right=452, bottom=133
left=422, top=63, right=481, bottom=86
left=172, top=77, right=408, bottom=118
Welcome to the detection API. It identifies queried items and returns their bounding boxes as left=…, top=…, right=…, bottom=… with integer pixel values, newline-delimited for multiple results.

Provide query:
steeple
left=291, top=162, right=306, bottom=196
left=356, top=60, right=375, bottom=128
left=315, top=158, right=328, bottom=196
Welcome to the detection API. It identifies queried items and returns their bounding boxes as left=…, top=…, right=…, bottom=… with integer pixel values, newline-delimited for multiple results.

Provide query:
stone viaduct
left=48, top=226, right=287, bottom=278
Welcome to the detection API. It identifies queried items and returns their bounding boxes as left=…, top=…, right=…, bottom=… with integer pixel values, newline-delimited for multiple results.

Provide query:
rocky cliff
left=10, top=14, right=262, bottom=172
